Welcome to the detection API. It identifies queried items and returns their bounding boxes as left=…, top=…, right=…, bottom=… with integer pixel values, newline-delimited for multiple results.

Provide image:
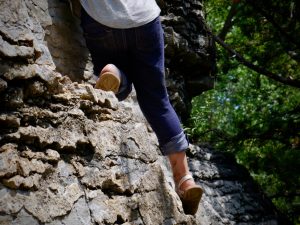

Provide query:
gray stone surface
left=159, top=0, right=216, bottom=120
left=0, top=0, right=286, bottom=225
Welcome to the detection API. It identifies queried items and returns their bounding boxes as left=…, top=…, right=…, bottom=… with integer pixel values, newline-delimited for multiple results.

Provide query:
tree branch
left=218, top=2, right=239, bottom=40
left=247, top=0, right=300, bottom=47
left=246, top=1, right=300, bottom=61
left=207, top=30, right=300, bottom=88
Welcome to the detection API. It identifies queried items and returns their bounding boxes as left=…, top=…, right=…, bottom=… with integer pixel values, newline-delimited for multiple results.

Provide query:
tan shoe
left=176, top=174, right=203, bottom=215
left=95, top=64, right=121, bottom=94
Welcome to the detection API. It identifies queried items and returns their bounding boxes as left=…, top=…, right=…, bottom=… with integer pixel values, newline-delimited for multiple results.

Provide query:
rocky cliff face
left=0, top=1, right=285, bottom=225
left=159, top=0, right=216, bottom=120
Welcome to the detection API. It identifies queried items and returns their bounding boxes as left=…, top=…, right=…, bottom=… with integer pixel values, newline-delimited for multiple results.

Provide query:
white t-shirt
left=79, top=0, right=161, bottom=29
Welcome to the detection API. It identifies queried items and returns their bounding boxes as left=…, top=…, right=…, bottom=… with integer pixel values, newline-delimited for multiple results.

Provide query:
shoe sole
left=181, top=186, right=203, bottom=215
left=95, top=72, right=121, bottom=94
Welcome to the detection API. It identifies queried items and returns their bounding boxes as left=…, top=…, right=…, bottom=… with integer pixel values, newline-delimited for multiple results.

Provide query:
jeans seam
left=134, top=28, right=138, bottom=49
left=121, top=30, right=127, bottom=50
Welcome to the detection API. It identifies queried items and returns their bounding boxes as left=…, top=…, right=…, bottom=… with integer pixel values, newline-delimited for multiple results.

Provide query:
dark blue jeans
left=81, top=9, right=188, bottom=155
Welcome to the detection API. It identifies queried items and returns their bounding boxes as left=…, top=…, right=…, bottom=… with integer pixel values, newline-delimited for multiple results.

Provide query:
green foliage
left=187, top=0, right=300, bottom=223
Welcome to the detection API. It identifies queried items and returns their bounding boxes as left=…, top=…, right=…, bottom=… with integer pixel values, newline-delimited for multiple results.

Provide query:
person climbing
left=77, top=0, right=203, bottom=215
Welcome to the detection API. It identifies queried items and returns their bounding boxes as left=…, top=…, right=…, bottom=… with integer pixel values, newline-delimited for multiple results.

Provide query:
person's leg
left=95, top=64, right=121, bottom=93
left=168, top=152, right=195, bottom=189
left=95, top=64, right=131, bottom=100
left=80, top=9, right=132, bottom=101
left=131, top=18, right=187, bottom=153
left=131, top=17, right=187, bottom=170
left=81, top=9, right=202, bottom=214
left=130, top=17, right=202, bottom=214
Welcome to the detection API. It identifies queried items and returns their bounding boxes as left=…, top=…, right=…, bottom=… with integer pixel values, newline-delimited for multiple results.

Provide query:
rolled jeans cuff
left=160, top=132, right=189, bottom=156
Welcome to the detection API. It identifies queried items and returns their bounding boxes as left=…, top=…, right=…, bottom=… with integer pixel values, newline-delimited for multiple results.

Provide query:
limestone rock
left=0, top=145, right=19, bottom=178
left=2, top=174, right=41, bottom=190
left=0, top=0, right=287, bottom=225
left=9, top=209, right=39, bottom=225
left=0, top=78, right=7, bottom=92
left=160, top=0, right=216, bottom=120
left=24, top=183, right=84, bottom=223
left=0, top=35, right=34, bottom=58
left=0, top=187, right=26, bottom=214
